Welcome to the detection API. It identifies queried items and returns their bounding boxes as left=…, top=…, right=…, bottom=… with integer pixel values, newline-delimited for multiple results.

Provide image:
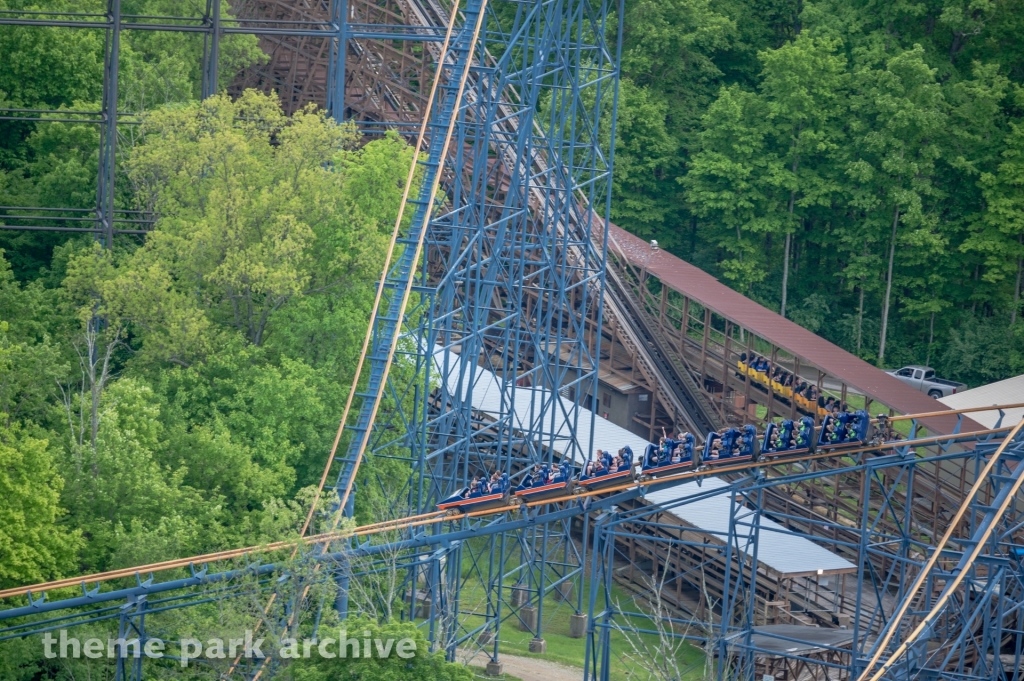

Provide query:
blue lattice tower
left=310, top=0, right=623, bottom=660
left=113, top=596, right=146, bottom=681
left=850, top=421, right=1024, bottom=681
left=578, top=419, right=1024, bottom=681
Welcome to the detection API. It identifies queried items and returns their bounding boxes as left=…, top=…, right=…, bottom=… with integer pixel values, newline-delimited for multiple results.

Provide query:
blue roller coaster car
left=438, top=473, right=511, bottom=515
left=641, top=433, right=696, bottom=476
left=762, top=416, right=816, bottom=458
left=578, top=447, right=635, bottom=491
left=514, top=464, right=578, bottom=502
left=817, top=409, right=870, bottom=450
left=703, top=425, right=759, bottom=466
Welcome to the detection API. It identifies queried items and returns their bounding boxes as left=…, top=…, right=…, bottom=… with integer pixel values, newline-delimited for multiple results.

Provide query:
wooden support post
left=659, top=285, right=668, bottom=333
left=721, top=322, right=733, bottom=412
left=765, top=345, right=778, bottom=422
left=815, top=370, right=824, bottom=426
left=680, top=297, right=690, bottom=357
left=840, top=382, right=848, bottom=410
left=649, top=392, right=657, bottom=442
left=790, top=356, right=801, bottom=419
left=743, top=331, right=754, bottom=418
left=699, top=308, right=711, bottom=386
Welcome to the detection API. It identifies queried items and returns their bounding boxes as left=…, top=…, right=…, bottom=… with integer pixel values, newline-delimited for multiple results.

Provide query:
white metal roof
left=433, top=348, right=854, bottom=575
left=645, top=478, right=856, bottom=576
left=431, top=346, right=649, bottom=461
left=939, top=374, right=1024, bottom=428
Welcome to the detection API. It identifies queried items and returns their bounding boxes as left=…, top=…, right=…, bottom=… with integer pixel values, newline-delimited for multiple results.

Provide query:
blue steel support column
left=201, top=0, right=221, bottom=99
left=114, top=596, right=146, bottom=681
left=96, top=0, right=121, bottom=248
left=326, top=0, right=347, bottom=121
left=740, top=487, right=764, bottom=680
left=534, top=518, right=550, bottom=644
left=715, top=479, right=741, bottom=681
left=334, top=487, right=355, bottom=617
left=583, top=511, right=615, bottom=681
left=850, top=461, right=874, bottom=678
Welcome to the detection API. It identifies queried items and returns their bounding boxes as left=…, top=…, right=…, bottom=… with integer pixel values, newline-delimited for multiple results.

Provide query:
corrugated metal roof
left=645, top=478, right=857, bottom=576
left=939, top=374, right=1024, bottom=429
left=604, top=222, right=979, bottom=435
left=435, top=347, right=650, bottom=461
left=434, top=347, right=853, bottom=576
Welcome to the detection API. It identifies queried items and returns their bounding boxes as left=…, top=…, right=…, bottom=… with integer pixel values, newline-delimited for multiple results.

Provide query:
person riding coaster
left=870, top=413, right=904, bottom=445
left=578, top=446, right=634, bottom=491
left=521, top=463, right=548, bottom=489
left=761, top=416, right=816, bottom=457
left=702, top=425, right=759, bottom=466
left=438, top=471, right=512, bottom=515
left=816, top=409, right=870, bottom=450
left=514, top=462, right=577, bottom=501
left=642, top=432, right=695, bottom=476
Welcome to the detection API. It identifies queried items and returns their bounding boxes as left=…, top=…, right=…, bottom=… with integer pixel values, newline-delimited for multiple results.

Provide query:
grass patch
left=438, top=578, right=707, bottom=681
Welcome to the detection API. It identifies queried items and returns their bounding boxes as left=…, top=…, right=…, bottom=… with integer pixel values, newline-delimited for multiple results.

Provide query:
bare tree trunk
left=1013, top=234, right=1022, bottom=326
left=780, top=154, right=799, bottom=318
left=878, top=205, right=900, bottom=366
left=87, top=318, right=101, bottom=449
left=79, top=317, right=122, bottom=449
left=856, top=284, right=865, bottom=355
left=926, top=310, right=935, bottom=366
left=781, top=230, right=792, bottom=318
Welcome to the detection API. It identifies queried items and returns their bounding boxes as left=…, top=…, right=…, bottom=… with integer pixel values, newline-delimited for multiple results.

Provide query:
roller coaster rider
left=464, top=474, right=484, bottom=498
left=585, top=450, right=609, bottom=477
left=871, top=413, right=903, bottom=444
left=522, top=463, right=544, bottom=488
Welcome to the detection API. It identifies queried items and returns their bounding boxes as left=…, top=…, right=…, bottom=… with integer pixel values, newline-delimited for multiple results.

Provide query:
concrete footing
left=519, top=605, right=537, bottom=632
left=485, top=660, right=504, bottom=676
left=511, top=585, right=530, bottom=607
left=529, top=638, right=547, bottom=654
left=477, top=629, right=494, bottom=645
left=569, top=613, right=587, bottom=638
left=554, top=580, right=574, bottom=602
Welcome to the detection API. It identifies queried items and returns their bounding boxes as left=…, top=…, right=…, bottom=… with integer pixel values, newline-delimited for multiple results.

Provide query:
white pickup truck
left=886, top=365, right=967, bottom=399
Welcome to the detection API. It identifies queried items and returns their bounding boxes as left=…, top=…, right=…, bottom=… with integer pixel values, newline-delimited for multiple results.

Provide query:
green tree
left=683, top=85, right=771, bottom=291
left=110, top=92, right=401, bottom=370
left=59, top=377, right=218, bottom=571
left=754, top=34, right=847, bottom=316
left=846, top=45, right=947, bottom=365
left=0, top=253, right=65, bottom=426
left=0, top=422, right=80, bottom=588
left=610, top=0, right=734, bottom=246
left=289, top=618, right=474, bottom=681
left=970, top=112, right=1024, bottom=324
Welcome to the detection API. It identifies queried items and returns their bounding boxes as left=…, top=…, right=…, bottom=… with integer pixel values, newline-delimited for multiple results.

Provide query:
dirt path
left=458, top=648, right=583, bottom=681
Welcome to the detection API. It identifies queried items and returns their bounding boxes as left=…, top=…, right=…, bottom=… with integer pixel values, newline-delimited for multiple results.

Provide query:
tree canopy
left=613, top=0, right=1024, bottom=374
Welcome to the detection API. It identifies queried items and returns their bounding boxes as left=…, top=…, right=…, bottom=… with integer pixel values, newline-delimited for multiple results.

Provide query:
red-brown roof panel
left=605, top=222, right=980, bottom=435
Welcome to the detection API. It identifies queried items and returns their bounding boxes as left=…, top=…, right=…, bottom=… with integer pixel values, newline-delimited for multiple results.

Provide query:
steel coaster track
left=297, top=0, right=465, bottom=540
left=858, top=419, right=1024, bottom=681
left=388, top=0, right=704, bottom=446
left=0, top=405, right=1016, bottom=610
left=0, top=420, right=1016, bottom=640
left=310, top=0, right=489, bottom=544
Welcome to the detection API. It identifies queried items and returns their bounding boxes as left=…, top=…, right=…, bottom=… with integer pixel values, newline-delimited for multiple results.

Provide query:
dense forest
left=611, top=0, right=1024, bottom=385
left=0, top=0, right=1021, bottom=675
